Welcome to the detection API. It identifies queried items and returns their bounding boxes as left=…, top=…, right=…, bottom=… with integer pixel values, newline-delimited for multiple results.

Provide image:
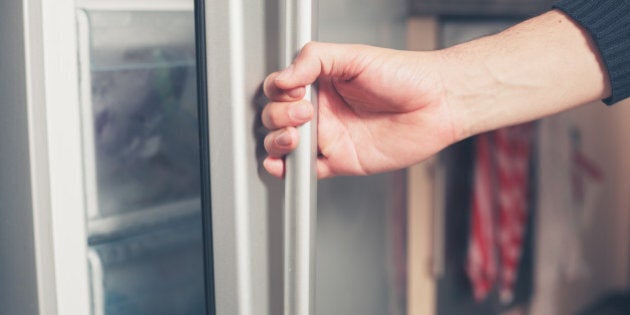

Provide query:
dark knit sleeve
left=554, top=0, right=630, bottom=105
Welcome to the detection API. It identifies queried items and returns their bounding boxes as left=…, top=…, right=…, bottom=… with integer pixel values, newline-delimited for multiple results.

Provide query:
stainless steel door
left=198, top=0, right=319, bottom=312
left=198, top=0, right=409, bottom=314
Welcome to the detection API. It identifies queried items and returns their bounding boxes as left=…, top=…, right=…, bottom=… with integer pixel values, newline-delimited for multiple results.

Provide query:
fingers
left=262, top=42, right=371, bottom=179
left=263, top=71, right=306, bottom=102
left=263, top=157, right=285, bottom=178
left=265, top=42, right=367, bottom=96
left=316, top=159, right=334, bottom=179
left=264, top=127, right=300, bottom=158
left=261, top=99, right=313, bottom=130
left=263, top=155, right=334, bottom=179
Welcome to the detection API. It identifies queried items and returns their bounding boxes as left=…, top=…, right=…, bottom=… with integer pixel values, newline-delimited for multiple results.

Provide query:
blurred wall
left=405, top=12, right=630, bottom=315
left=315, top=0, right=408, bottom=314
left=319, top=0, right=406, bottom=48
left=531, top=100, right=630, bottom=314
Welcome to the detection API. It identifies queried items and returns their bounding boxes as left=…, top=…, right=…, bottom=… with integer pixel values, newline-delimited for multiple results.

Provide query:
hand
left=262, top=11, right=611, bottom=179
left=262, top=42, right=458, bottom=178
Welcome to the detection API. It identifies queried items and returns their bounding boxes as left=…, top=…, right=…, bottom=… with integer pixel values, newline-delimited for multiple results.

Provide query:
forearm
left=439, top=9, right=611, bottom=141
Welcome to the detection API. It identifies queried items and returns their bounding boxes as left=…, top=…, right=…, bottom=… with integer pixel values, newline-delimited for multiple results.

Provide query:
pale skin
left=262, top=9, right=612, bottom=179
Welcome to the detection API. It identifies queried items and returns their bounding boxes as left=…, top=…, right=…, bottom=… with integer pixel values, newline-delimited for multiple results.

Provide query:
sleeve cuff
left=554, top=0, right=630, bottom=105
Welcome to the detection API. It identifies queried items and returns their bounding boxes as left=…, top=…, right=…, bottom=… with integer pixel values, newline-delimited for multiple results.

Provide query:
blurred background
left=319, top=0, right=630, bottom=314
left=403, top=1, right=630, bottom=315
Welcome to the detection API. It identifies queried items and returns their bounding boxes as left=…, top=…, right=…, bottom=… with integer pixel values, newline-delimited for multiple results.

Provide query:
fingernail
left=289, top=103, right=313, bottom=121
left=276, top=64, right=294, bottom=82
left=275, top=131, right=292, bottom=147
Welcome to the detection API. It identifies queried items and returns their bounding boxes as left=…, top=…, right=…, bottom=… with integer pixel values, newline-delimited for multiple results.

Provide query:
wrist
left=435, top=44, right=498, bottom=142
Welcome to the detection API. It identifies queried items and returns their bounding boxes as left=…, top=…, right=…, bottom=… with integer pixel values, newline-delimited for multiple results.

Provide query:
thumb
left=274, top=42, right=365, bottom=90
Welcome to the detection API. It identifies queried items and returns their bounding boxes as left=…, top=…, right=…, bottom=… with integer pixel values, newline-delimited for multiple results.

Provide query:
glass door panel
left=83, top=10, right=199, bottom=218
left=77, top=6, right=205, bottom=315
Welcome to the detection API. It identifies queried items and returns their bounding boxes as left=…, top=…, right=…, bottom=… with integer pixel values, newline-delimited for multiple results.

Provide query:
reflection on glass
left=78, top=9, right=205, bottom=315
left=88, top=11, right=200, bottom=216
left=91, top=63, right=199, bottom=215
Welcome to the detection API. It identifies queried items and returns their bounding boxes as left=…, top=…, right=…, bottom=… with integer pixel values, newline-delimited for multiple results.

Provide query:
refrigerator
left=0, top=0, right=407, bottom=314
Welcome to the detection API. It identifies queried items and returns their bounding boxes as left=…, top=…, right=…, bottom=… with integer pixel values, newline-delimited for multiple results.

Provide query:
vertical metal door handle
left=282, top=0, right=317, bottom=314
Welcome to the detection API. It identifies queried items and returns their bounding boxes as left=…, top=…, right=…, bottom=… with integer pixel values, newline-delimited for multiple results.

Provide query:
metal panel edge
left=202, top=0, right=272, bottom=314
left=0, top=0, right=89, bottom=313
left=40, top=0, right=91, bottom=313
left=194, top=0, right=215, bottom=313
left=0, top=0, right=43, bottom=313
left=22, top=0, right=59, bottom=313
left=202, top=0, right=245, bottom=312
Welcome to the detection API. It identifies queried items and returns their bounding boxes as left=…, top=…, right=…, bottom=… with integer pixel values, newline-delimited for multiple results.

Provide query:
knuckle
left=266, top=113, right=280, bottom=129
left=262, top=103, right=282, bottom=130
left=263, top=135, right=276, bottom=154
left=262, top=108, right=278, bottom=129
left=301, top=42, right=318, bottom=58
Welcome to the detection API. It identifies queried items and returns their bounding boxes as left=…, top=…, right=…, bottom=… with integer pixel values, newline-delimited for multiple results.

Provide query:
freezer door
left=1, top=1, right=209, bottom=314
left=2, top=0, right=407, bottom=314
